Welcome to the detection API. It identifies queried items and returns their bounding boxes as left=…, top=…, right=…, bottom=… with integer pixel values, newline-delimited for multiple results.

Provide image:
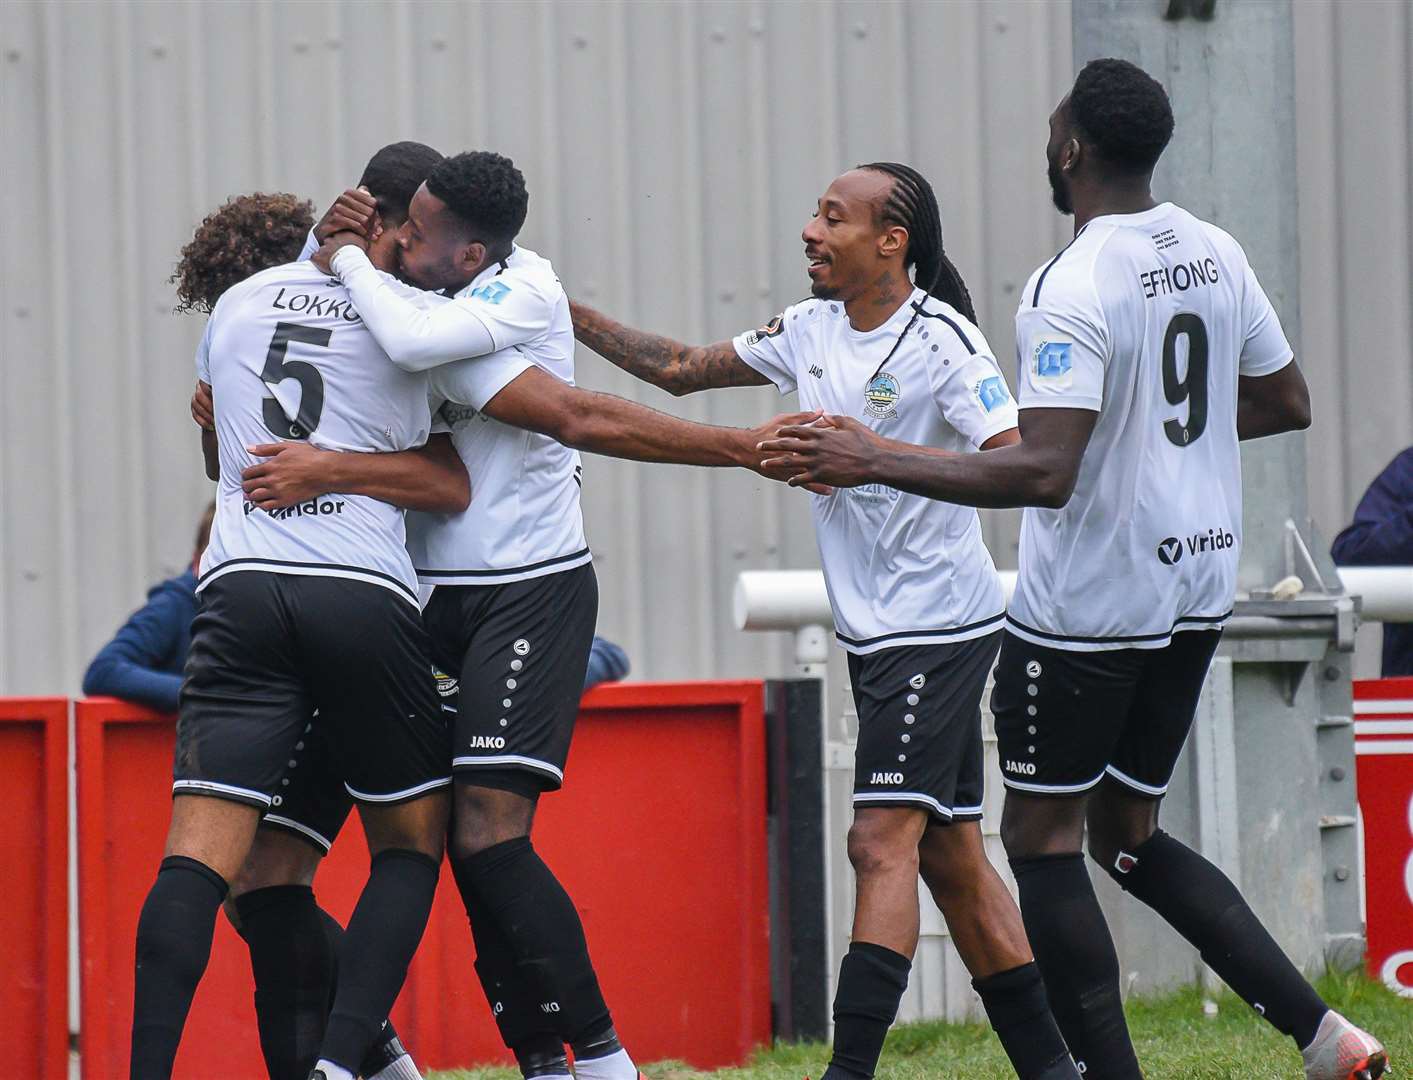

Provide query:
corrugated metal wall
left=1, top=0, right=1409, bottom=695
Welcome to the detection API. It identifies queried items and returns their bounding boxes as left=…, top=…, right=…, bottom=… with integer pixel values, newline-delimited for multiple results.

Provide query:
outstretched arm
left=240, top=434, right=471, bottom=513
left=759, top=407, right=1095, bottom=509
left=482, top=365, right=815, bottom=476
left=570, top=300, right=771, bottom=397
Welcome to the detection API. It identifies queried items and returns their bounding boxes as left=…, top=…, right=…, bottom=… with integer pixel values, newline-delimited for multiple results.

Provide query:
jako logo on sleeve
left=1034, top=340, right=1073, bottom=377
left=470, top=281, right=511, bottom=304
left=975, top=375, right=1010, bottom=412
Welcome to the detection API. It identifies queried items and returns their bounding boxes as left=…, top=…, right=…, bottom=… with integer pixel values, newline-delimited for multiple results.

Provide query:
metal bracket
left=1283, top=519, right=1343, bottom=594
left=1164, top=0, right=1217, bottom=21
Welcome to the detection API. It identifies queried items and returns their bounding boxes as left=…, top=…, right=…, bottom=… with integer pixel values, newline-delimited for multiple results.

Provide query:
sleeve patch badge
left=975, top=375, right=1011, bottom=412
left=1033, top=339, right=1073, bottom=378
left=744, top=313, right=786, bottom=346
left=470, top=281, right=511, bottom=304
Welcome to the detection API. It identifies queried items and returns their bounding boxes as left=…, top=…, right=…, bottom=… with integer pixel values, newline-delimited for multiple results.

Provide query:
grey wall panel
left=2, top=0, right=1409, bottom=695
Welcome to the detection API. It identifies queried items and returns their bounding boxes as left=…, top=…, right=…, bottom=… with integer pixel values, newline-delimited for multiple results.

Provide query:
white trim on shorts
left=1000, top=771, right=1106, bottom=795
left=343, top=776, right=453, bottom=803
left=172, top=779, right=273, bottom=806
left=262, top=814, right=334, bottom=853
left=451, top=754, right=565, bottom=782
left=852, top=791, right=981, bottom=819
left=1104, top=764, right=1168, bottom=797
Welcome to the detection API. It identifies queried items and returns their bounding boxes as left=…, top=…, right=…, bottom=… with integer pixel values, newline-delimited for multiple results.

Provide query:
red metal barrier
left=76, top=681, right=770, bottom=1076
left=0, top=697, right=68, bottom=1080
left=75, top=699, right=382, bottom=1080
left=1353, top=677, right=1413, bottom=998
left=406, top=681, right=772, bottom=1071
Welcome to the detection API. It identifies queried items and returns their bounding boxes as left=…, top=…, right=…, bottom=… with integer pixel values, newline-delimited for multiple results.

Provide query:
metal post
left=1073, top=0, right=1363, bottom=977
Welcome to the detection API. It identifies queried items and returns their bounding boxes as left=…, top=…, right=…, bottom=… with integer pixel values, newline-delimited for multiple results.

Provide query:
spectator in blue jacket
left=84, top=500, right=631, bottom=712
left=82, top=502, right=215, bottom=712
left=1331, top=446, right=1413, bottom=676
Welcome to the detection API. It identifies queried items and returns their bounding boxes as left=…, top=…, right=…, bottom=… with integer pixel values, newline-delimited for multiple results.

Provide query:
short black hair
left=357, top=141, right=443, bottom=224
left=425, top=150, right=529, bottom=248
left=1068, top=58, right=1174, bottom=174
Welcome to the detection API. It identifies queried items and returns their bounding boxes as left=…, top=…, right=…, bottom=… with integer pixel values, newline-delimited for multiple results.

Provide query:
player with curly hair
left=131, top=143, right=470, bottom=1080
left=172, top=193, right=316, bottom=314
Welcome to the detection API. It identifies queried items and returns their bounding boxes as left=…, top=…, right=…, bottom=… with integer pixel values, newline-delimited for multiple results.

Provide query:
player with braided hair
left=571, top=166, right=1079, bottom=1080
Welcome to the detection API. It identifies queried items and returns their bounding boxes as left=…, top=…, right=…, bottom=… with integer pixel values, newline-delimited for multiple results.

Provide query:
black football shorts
left=991, top=628, right=1222, bottom=797
left=175, top=571, right=451, bottom=813
left=846, top=631, right=1002, bottom=823
left=422, top=563, right=598, bottom=793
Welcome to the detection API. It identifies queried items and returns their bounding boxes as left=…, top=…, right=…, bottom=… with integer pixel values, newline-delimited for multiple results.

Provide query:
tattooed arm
left=569, top=300, right=772, bottom=397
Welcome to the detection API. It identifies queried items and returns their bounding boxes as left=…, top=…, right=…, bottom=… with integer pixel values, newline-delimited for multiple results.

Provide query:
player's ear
left=878, top=224, right=907, bottom=259
left=368, top=211, right=385, bottom=244
left=1063, top=136, right=1082, bottom=172
left=460, top=240, right=487, bottom=275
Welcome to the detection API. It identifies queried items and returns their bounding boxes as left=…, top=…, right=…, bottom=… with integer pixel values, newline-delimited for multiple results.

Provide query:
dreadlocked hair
left=859, top=162, right=977, bottom=376
left=861, top=161, right=976, bottom=323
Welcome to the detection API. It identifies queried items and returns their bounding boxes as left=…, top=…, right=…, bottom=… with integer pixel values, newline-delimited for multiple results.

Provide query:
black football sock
left=973, top=962, right=1080, bottom=1080
left=450, top=837, right=613, bottom=1047
left=1010, top=854, right=1142, bottom=1080
left=820, top=941, right=912, bottom=1080
left=130, top=855, right=229, bottom=1080
left=233, top=884, right=338, bottom=1080
left=454, top=868, right=568, bottom=1077
left=319, top=849, right=440, bottom=1071
left=1105, top=829, right=1328, bottom=1047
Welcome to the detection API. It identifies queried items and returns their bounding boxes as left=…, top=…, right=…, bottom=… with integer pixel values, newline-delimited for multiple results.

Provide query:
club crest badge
left=864, top=372, right=901, bottom=419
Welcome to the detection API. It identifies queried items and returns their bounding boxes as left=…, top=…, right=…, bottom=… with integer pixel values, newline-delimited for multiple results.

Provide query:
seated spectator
left=83, top=501, right=214, bottom=712
left=1331, top=446, right=1413, bottom=676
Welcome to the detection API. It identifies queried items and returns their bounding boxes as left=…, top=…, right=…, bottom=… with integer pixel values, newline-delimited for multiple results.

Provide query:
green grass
left=430, top=972, right=1410, bottom=1080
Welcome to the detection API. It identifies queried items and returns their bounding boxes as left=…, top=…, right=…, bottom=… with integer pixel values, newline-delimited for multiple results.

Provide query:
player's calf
left=312, top=793, right=449, bottom=1080
left=131, top=795, right=261, bottom=1079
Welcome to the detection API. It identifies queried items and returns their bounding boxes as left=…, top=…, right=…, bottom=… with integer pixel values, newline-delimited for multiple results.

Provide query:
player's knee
left=361, top=792, right=449, bottom=861
left=1000, top=793, right=1084, bottom=859
left=846, top=813, right=921, bottom=880
left=1086, top=789, right=1158, bottom=872
left=449, top=781, right=535, bottom=860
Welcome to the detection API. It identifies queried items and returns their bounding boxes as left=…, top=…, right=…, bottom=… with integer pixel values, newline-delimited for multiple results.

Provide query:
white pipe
left=1337, top=567, right=1413, bottom=623
left=734, top=566, right=1413, bottom=633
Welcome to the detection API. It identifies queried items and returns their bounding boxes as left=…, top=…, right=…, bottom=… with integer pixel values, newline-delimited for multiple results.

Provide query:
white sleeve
left=931, top=350, right=1019, bottom=448
left=731, top=311, right=798, bottom=394
left=1013, top=302, right=1108, bottom=412
left=194, top=316, right=214, bottom=382
left=1238, top=262, right=1294, bottom=377
left=298, top=228, right=318, bottom=262
left=432, top=349, right=537, bottom=412
left=331, top=246, right=499, bottom=371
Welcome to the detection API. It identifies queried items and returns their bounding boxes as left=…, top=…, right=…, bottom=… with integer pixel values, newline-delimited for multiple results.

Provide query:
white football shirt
left=734, top=289, right=1018, bottom=654
left=341, top=247, right=591, bottom=585
left=196, top=261, right=434, bottom=603
left=1007, top=202, right=1294, bottom=650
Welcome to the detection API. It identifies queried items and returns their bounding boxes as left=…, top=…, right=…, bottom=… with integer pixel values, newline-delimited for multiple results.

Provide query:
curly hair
left=1068, top=58, right=1174, bottom=174
left=172, top=192, right=315, bottom=313
left=425, top=150, right=528, bottom=248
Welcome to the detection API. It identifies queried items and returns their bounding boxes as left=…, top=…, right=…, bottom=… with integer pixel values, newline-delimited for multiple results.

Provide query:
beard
left=810, top=280, right=840, bottom=299
left=1047, top=157, right=1073, bottom=215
